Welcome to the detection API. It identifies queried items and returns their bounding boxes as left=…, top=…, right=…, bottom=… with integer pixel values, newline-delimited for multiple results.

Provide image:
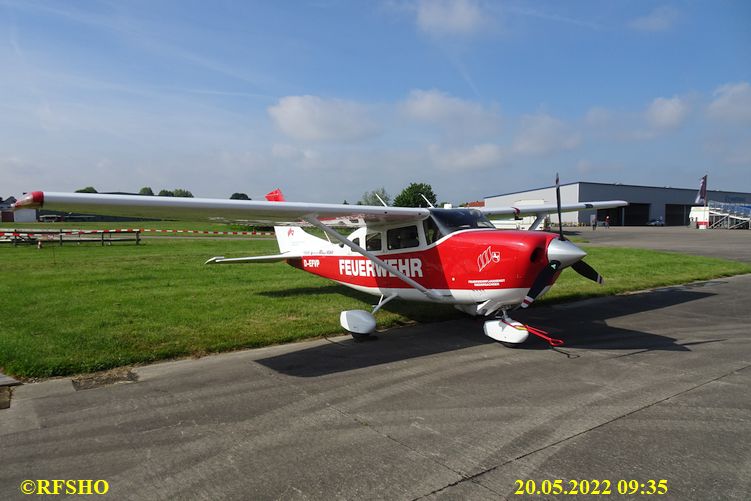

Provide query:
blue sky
left=2, top=0, right=750, bottom=203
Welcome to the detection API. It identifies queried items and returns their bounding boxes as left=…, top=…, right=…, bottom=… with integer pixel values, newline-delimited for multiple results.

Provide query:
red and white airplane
left=13, top=184, right=626, bottom=346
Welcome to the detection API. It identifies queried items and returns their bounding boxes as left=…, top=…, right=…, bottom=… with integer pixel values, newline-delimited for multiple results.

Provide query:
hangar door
left=597, top=208, right=622, bottom=226
left=623, top=203, right=650, bottom=226
left=665, top=204, right=690, bottom=226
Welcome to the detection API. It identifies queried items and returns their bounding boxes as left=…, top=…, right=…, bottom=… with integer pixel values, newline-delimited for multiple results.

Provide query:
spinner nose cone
left=547, top=238, right=586, bottom=267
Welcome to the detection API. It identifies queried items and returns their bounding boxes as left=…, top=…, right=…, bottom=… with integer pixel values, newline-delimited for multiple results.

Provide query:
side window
left=352, top=237, right=361, bottom=247
left=365, top=232, right=382, bottom=251
left=422, top=218, right=442, bottom=245
left=387, top=225, right=420, bottom=250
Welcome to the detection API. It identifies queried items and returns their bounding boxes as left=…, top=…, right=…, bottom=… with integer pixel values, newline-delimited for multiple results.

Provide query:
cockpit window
left=428, top=208, right=495, bottom=238
left=387, top=225, right=420, bottom=250
left=423, top=217, right=442, bottom=245
left=365, top=231, right=382, bottom=251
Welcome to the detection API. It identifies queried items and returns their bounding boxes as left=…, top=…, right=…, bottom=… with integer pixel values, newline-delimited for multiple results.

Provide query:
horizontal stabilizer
left=205, top=254, right=297, bottom=265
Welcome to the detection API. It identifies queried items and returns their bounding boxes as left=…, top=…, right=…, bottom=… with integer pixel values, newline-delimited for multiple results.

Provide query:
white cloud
left=416, top=0, right=487, bottom=36
left=584, top=107, right=611, bottom=127
left=645, top=95, right=689, bottom=130
left=428, top=143, right=506, bottom=170
left=629, top=6, right=679, bottom=32
left=707, top=82, right=751, bottom=124
left=402, top=89, right=501, bottom=136
left=267, top=95, right=381, bottom=142
left=513, top=113, right=580, bottom=156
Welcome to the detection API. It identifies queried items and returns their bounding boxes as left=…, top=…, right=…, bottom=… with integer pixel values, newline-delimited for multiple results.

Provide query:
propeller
left=520, top=260, right=561, bottom=308
left=520, top=174, right=607, bottom=310
left=571, top=260, right=604, bottom=284
left=553, top=174, right=605, bottom=285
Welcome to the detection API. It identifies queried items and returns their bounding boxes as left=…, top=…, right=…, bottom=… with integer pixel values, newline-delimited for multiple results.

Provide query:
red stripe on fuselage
left=288, top=230, right=558, bottom=291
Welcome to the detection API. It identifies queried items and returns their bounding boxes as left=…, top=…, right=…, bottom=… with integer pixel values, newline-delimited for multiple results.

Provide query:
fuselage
left=287, top=227, right=562, bottom=310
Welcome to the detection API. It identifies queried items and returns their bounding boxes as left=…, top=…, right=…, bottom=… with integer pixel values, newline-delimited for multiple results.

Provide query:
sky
left=1, top=0, right=750, bottom=204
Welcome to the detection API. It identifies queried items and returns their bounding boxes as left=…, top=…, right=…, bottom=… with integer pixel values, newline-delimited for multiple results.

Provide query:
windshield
left=424, top=208, right=495, bottom=244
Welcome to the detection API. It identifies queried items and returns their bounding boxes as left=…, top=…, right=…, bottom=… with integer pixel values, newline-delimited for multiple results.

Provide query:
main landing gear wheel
left=351, top=332, right=378, bottom=343
left=340, top=310, right=377, bottom=341
left=340, top=295, right=396, bottom=342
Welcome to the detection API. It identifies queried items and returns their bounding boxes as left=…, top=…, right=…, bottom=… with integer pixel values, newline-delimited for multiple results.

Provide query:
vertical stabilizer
left=265, top=188, right=329, bottom=254
left=273, top=226, right=328, bottom=254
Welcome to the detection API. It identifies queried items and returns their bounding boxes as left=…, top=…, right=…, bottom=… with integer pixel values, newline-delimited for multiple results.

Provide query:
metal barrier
left=0, top=229, right=140, bottom=246
left=1, top=227, right=276, bottom=246
left=707, top=201, right=751, bottom=230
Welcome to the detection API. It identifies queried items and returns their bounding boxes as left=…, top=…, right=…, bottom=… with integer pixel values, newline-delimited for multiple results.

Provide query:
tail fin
left=265, top=189, right=328, bottom=254
left=273, top=226, right=328, bottom=254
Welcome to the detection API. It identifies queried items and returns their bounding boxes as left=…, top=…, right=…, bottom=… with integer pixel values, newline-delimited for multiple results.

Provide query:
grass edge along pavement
left=2, top=239, right=750, bottom=379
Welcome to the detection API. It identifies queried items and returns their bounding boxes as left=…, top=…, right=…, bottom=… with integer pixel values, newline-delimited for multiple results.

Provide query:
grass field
left=2, top=238, right=749, bottom=379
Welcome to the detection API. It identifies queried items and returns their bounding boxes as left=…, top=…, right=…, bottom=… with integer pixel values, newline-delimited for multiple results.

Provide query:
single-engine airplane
left=13, top=182, right=626, bottom=346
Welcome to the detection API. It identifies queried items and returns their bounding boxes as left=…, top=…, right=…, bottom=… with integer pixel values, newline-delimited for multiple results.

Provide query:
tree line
left=75, top=186, right=252, bottom=199
left=357, top=182, right=438, bottom=208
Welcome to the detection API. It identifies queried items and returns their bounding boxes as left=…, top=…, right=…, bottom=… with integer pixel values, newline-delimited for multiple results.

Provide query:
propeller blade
left=521, top=260, right=561, bottom=308
left=571, top=260, right=604, bottom=285
left=555, top=173, right=564, bottom=240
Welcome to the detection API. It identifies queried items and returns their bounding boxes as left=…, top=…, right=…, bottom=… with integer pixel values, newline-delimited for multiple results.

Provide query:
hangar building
left=485, top=181, right=751, bottom=226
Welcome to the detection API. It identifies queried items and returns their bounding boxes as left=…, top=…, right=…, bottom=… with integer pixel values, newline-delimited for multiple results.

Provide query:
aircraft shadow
left=513, top=285, right=723, bottom=353
left=259, top=284, right=462, bottom=323
left=256, top=284, right=721, bottom=378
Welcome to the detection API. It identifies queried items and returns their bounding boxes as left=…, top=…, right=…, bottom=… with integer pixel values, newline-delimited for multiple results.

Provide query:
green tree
left=360, top=187, right=391, bottom=206
left=393, top=182, right=437, bottom=208
left=230, top=193, right=250, bottom=200
left=75, top=186, right=98, bottom=193
left=138, top=186, right=154, bottom=196
left=172, top=189, right=194, bottom=198
left=158, top=189, right=174, bottom=197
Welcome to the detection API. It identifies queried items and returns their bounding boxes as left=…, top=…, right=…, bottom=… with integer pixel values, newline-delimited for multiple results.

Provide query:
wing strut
left=302, top=216, right=444, bottom=302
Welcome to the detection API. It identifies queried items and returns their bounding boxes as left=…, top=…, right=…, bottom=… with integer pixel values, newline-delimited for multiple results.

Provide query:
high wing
left=13, top=191, right=429, bottom=226
left=14, top=191, right=627, bottom=226
left=481, top=200, right=628, bottom=218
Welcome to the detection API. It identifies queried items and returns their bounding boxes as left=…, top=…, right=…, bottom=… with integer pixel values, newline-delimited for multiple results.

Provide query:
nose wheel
left=483, top=311, right=530, bottom=346
left=484, top=310, right=564, bottom=347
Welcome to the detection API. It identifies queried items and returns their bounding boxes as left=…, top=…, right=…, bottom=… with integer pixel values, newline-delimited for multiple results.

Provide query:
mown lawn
left=1, top=238, right=749, bottom=378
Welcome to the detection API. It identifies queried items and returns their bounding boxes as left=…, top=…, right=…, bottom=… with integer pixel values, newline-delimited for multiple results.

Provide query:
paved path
left=2, top=275, right=750, bottom=500
left=570, top=226, right=751, bottom=262
left=0, top=373, right=20, bottom=386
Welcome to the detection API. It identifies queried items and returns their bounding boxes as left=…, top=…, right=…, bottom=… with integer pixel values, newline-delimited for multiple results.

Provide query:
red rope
left=524, top=324, right=564, bottom=346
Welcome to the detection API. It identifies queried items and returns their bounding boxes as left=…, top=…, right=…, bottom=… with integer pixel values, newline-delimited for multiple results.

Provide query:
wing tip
left=13, top=191, right=44, bottom=210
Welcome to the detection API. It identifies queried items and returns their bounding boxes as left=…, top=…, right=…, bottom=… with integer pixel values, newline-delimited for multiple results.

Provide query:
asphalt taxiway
left=574, top=225, right=751, bottom=262
left=2, top=228, right=750, bottom=500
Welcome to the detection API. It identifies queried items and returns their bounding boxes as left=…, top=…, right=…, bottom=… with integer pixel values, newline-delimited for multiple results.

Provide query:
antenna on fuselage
left=419, top=194, right=435, bottom=208
left=374, top=193, right=389, bottom=207
left=555, top=173, right=564, bottom=240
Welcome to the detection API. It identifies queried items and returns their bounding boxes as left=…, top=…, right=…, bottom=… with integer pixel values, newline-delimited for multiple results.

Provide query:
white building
left=485, top=182, right=751, bottom=226
left=0, top=196, right=37, bottom=223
